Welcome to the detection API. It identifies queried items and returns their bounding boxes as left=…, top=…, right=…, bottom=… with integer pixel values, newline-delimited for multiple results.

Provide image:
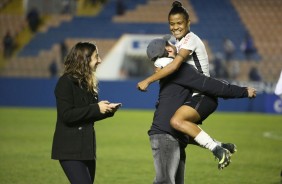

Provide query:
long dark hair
left=64, top=42, right=98, bottom=94
left=168, top=1, right=189, bottom=21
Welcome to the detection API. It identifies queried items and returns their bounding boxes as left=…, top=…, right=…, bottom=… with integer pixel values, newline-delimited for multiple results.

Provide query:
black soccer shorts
left=183, top=94, right=218, bottom=124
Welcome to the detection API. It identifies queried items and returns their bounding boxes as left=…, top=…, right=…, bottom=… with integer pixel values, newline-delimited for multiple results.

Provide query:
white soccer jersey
left=175, top=32, right=210, bottom=77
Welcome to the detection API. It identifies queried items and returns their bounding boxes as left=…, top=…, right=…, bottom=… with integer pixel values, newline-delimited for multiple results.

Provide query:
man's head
left=146, top=35, right=176, bottom=62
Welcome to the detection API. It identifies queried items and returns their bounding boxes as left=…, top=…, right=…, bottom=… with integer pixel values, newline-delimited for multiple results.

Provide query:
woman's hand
left=98, top=101, right=122, bottom=114
left=108, top=103, right=122, bottom=113
left=137, top=79, right=150, bottom=92
left=98, top=100, right=112, bottom=114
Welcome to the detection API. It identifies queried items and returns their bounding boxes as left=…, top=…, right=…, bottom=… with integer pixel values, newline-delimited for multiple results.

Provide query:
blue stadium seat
left=19, top=0, right=260, bottom=61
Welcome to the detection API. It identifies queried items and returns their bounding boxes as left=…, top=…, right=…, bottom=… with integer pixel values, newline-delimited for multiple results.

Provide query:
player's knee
left=170, top=117, right=182, bottom=130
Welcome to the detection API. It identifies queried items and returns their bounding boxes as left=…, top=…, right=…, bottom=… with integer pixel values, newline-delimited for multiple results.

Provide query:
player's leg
left=171, top=105, right=201, bottom=137
left=188, top=136, right=237, bottom=154
left=150, top=134, right=182, bottom=184
left=170, top=95, right=231, bottom=169
left=192, top=95, right=237, bottom=154
left=214, top=139, right=237, bottom=154
left=170, top=105, right=218, bottom=150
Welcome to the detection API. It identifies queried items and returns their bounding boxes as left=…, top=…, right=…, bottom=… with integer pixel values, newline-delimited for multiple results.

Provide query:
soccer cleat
left=222, top=143, right=237, bottom=154
left=212, top=145, right=232, bottom=170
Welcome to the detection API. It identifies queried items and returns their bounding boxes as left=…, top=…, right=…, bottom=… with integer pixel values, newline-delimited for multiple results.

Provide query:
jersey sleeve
left=179, top=33, right=196, bottom=52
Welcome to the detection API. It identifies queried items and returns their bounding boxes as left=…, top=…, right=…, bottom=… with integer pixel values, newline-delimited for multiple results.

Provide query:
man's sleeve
left=168, top=63, right=248, bottom=99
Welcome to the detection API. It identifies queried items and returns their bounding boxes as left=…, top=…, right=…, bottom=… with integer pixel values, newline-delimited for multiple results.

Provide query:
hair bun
left=172, top=1, right=182, bottom=8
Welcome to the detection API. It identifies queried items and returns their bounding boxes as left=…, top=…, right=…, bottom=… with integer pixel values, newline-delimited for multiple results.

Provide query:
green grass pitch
left=0, top=107, right=281, bottom=184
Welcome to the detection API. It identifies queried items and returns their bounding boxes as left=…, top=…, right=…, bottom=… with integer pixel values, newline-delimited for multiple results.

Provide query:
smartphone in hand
left=109, top=103, right=122, bottom=109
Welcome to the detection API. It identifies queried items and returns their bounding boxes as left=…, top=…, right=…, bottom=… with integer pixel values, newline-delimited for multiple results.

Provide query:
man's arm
left=169, top=63, right=256, bottom=99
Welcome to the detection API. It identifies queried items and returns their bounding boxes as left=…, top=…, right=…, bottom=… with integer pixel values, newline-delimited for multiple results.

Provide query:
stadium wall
left=96, top=34, right=166, bottom=80
left=0, top=78, right=281, bottom=114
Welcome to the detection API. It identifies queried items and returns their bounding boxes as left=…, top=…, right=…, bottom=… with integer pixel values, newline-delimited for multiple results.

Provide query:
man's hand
left=247, top=87, right=257, bottom=98
left=137, top=80, right=150, bottom=92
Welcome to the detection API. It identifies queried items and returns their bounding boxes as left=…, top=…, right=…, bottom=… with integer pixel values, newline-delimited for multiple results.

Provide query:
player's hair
left=168, top=1, right=189, bottom=20
left=64, top=42, right=98, bottom=94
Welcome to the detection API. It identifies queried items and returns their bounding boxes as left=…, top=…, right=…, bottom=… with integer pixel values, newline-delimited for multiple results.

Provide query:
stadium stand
left=0, top=0, right=11, bottom=10
left=1, top=0, right=281, bottom=113
left=1, top=0, right=281, bottom=82
left=0, top=14, right=26, bottom=56
left=0, top=44, right=61, bottom=78
left=231, top=0, right=282, bottom=82
left=113, top=0, right=198, bottom=23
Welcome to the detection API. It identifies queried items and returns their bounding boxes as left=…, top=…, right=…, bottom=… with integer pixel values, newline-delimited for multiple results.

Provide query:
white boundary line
left=263, top=131, right=282, bottom=141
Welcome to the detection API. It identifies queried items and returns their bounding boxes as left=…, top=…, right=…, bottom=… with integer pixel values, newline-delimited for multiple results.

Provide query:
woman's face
left=169, top=13, right=190, bottom=40
left=89, top=49, right=101, bottom=71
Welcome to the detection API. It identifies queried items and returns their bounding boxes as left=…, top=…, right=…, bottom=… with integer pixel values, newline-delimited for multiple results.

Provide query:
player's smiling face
left=169, top=14, right=190, bottom=40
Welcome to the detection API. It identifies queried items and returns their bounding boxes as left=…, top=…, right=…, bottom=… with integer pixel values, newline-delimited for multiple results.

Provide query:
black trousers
left=59, top=160, right=96, bottom=184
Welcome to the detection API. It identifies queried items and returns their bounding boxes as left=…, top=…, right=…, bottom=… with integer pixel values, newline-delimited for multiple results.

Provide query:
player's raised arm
left=137, top=47, right=191, bottom=91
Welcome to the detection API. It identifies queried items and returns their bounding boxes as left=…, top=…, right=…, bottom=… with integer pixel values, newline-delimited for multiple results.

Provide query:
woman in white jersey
left=137, top=1, right=248, bottom=170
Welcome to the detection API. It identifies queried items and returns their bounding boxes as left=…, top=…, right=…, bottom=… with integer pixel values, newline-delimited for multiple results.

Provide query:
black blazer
left=51, top=74, right=113, bottom=160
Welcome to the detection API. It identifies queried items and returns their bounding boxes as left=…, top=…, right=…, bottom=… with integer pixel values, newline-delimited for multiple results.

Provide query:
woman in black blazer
left=51, top=42, right=121, bottom=184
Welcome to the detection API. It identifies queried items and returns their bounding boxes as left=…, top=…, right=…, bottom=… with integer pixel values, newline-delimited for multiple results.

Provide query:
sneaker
left=212, top=145, right=231, bottom=170
left=222, top=143, right=237, bottom=154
